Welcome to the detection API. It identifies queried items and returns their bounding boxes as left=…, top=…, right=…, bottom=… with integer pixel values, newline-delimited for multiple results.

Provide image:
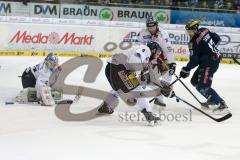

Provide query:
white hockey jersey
left=30, top=62, right=52, bottom=87
left=109, top=44, right=151, bottom=72
left=137, top=27, right=174, bottom=64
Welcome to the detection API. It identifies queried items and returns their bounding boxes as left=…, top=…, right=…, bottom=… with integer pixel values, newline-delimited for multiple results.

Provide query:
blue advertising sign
left=171, top=10, right=240, bottom=27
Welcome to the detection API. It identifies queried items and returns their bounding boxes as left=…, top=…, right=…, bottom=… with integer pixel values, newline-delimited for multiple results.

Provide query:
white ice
left=0, top=56, right=240, bottom=160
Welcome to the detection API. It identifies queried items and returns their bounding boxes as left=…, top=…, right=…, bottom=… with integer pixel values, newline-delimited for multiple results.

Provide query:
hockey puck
left=176, top=98, right=180, bottom=103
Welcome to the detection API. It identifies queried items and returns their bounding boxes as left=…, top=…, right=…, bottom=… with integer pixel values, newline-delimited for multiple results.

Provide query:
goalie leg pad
left=37, top=86, right=55, bottom=106
left=51, top=89, right=63, bottom=101
left=15, top=88, right=29, bottom=104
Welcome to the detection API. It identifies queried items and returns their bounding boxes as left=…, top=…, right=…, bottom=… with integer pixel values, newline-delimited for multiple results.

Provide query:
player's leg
left=35, top=85, right=55, bottom=106
left=133, top=85, right=160, bottom=125
left=153, top=71, right=172, bottom=107
left=16, top=68, right=37, bottom=103
left=98, top=63, right=128, bottom=114
left=191, top=66, right=227, bottom=111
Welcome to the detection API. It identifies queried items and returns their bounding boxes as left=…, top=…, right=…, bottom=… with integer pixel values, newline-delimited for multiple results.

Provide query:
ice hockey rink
left=0, top=56, right=240, bottom=160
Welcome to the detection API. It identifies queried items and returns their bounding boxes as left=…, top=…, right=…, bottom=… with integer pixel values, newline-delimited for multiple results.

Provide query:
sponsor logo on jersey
left=9, top=31, right=94, bottom=45
left=123, top=32, right=137, bottom=42
left=143, top=35, right=151, bottom=39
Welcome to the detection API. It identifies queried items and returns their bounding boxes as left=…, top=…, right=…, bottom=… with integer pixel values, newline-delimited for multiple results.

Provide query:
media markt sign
left=99, top=8, right=113, bottom=21
left=154, top=10, right=169, bottom=23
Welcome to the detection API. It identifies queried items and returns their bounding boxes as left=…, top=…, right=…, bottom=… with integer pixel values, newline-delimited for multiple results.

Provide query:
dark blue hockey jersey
left=186, top=28, right=221, bottom=70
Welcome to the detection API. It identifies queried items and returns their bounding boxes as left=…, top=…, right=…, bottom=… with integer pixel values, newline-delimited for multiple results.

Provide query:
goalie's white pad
left=15, top=88, right=38, bottom=103
left=15, top=88, right=29, bottom=104
left=37, top=86, right=55, bottom=106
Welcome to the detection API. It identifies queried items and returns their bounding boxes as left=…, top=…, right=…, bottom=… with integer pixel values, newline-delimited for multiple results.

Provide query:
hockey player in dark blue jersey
left=179, top=20, right=228, bottom=112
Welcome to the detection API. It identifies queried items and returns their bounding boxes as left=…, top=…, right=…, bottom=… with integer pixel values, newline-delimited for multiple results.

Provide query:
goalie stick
left=5, top=99, right=73, bottom=105
left=175, top=95, right=232, bottom=122
left=55, top=99, right=73, bottom=104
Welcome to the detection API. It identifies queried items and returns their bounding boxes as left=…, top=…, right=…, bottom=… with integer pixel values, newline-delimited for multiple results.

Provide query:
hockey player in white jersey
left=136, top=15, right=176, bottom=107
left=98, top=43, right=175, bottom=125
left=16, top=53, right=62, bottom=106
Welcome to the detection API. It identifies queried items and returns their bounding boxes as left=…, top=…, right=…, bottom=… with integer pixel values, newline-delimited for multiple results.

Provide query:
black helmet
left=146, top=16, right=158, bottom=27
left=147, top=41, right=162, bottom=54
left=185, top=19, right=200, bottom=30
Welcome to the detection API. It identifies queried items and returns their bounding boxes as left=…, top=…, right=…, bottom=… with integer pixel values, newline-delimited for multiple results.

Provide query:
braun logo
left=0, top=3, right=11, bottom=14
left=34, top=5, right=57, bottom=15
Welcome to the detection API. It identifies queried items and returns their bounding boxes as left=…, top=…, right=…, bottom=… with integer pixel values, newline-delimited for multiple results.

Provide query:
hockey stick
left=174, top=74, right=204, bottom=106
left=232, top=57, right=240, bottom=65
left=149, top=77, right=179, bottom=103
left=55, top=99, right=73, bottom=104
left=175, top=95, right=232, bottom=122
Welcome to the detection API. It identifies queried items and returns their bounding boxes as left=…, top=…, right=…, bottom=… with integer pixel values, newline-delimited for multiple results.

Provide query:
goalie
left=16, top=53, right=62, bottom=106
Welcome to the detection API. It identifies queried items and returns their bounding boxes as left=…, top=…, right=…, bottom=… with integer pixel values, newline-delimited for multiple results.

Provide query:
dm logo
left=154, top=11, right=169, bottom=24
left=99, top=8, right=113, bottom=21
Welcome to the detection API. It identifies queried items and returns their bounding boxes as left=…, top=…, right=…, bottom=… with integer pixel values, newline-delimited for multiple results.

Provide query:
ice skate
left=154, top=98, right=166, bottom=107
left=212, top=101, right=230, bottom=115
left=141, top=108, right=160, bottom=126
left=97, top=102, right=114, bottom=114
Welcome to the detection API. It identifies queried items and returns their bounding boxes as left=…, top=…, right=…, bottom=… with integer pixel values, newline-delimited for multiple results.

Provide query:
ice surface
left=0, top=56, right=240, bottom=160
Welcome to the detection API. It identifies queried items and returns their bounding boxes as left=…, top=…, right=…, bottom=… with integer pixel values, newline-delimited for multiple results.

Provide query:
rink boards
left=0, top=22, right=239, bottom=64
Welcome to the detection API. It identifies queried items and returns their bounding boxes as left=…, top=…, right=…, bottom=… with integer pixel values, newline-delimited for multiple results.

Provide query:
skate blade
left=147, top=120, right=161, bottom=126
left=212, top=108, right=230, bottom=116
left=201, top=106, right=211, bottom=111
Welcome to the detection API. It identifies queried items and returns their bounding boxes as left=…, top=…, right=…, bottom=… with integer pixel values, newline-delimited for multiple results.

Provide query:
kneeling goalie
left=16, top=53, right=62, bottom=106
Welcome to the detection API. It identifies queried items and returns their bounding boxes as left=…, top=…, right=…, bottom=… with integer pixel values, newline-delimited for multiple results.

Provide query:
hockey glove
left=180, top=67, right=190, bottom=78
left=168, top=63, right=176, bottom=75
left=159, top=81, right=175, bottom=98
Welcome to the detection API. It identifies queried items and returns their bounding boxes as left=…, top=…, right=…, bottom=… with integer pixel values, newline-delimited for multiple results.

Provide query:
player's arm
left=158, top=31, right=176, bottom=75
left=137, top=30, right=149, bottom=44
left=159, top=31, right=174, bottom=64
left=180, top=43, right=200, bottom=78
left=209, top=31, right=221, bottom=45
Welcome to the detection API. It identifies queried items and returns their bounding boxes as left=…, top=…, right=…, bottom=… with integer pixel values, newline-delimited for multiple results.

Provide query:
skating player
left=135, top=15, right=176, bottom=107
left=180, top=20, right=228, bottom=113
left=98, top=42, right=175, bottom=125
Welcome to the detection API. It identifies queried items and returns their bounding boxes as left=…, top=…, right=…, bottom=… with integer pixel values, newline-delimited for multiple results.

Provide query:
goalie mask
left=45, top=52, right=59, bottom=71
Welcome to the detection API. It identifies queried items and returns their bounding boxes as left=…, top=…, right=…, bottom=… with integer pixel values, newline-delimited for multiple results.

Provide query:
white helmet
left=135, top=44, right=151, bottom=64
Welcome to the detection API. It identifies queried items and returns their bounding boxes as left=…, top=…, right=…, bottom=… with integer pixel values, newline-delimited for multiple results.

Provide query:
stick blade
left=215, top=112, right=232, bottom=122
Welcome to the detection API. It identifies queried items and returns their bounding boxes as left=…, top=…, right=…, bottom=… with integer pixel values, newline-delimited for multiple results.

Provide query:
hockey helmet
left=147, top=41, right=161, bottom=53
left=146, top=16, right=158, bottom=27
left=185, top=19, right=200, bottom=30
